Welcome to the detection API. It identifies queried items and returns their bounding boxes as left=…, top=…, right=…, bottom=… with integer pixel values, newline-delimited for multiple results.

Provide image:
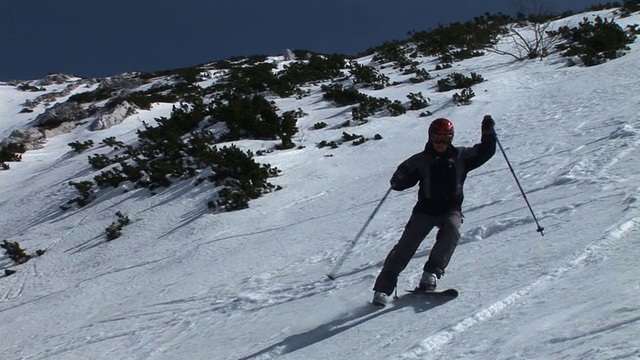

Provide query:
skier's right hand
left=390, top=163, right=414, bottom=190
left=390, top=176, right=404, bottom=190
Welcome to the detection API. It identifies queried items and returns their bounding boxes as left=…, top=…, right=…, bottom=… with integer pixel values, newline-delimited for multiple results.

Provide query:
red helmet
left=429, top=118, right=454, bottom=142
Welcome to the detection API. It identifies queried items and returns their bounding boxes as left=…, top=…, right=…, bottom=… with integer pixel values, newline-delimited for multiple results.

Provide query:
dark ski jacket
left=390, top=132, right=496, bottom=216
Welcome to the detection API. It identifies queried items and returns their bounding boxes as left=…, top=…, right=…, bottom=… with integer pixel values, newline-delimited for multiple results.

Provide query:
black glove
left=390, top=173, right=405, bottom=191
left=482, top=115, right=495, bottom=134
left=390, top=164, right=411, bottom=190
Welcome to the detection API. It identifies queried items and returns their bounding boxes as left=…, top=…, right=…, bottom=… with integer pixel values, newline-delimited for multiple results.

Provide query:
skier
left=372, top=116, right=496, bottom=306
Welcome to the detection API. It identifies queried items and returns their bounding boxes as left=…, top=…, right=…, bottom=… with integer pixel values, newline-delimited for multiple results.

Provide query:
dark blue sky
left=1, top=0, right=605, bottom=81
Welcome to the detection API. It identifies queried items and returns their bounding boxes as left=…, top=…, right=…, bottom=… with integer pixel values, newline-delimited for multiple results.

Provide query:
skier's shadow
left=237, top=295, right=454, bottom=360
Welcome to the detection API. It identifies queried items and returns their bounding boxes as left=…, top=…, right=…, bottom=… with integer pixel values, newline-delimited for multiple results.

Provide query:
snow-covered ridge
left=0, top=8, right=639, bottom=360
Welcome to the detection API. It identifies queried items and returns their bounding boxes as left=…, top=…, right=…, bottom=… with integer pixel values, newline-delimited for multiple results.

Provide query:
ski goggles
left=431, top=133, right=453, bottom=144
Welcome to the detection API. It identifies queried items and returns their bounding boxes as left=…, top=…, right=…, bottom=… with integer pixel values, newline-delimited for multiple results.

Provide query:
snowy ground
left=0, top=9, right=639, bottom=360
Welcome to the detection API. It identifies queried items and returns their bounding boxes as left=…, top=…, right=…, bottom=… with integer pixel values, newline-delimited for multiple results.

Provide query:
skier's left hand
left=482, top=115, right=495, bottom=134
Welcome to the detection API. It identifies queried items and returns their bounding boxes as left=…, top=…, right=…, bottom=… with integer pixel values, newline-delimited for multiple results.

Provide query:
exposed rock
left=284, top=49, right=296, bottom=61
left=34, top=101, right=87, bottom=128
left=1, top=128, right=46, bottom=150
left=41, top=122, right=77, bottom=138
left=23, top=81, right=83, bottom=108
left=38, top=73, right=72, bottom=86
left=91, top=101, right=136, bottom=131
left=97, top=74, right=146, bottom=97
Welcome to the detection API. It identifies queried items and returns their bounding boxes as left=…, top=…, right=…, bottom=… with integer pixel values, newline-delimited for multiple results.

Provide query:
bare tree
left=487, top=0, right=564, bottom=60
left=488, top=21, right=563, bottom=60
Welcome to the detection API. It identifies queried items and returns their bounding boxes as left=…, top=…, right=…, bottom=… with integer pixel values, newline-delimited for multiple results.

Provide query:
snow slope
left=0, top=9, right=639, bottom=360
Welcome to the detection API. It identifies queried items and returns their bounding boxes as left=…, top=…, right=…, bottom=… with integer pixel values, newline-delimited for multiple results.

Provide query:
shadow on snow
left=237, top=294, right=454, bottom=359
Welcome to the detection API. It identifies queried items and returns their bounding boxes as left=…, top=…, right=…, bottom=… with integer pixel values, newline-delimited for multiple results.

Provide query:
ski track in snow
left=396, top=216, right=639, bottom=359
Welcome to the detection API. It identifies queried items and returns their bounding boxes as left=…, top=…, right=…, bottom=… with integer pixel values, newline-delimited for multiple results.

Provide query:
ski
left=405, top=288, right=459, bottom=298
left=371, top=288, right=458, bottom=307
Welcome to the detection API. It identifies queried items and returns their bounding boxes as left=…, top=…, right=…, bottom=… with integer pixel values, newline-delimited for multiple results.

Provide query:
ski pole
left=494, top=131, right=545, bottom=236
left=327, top=187, right=393, bottom=280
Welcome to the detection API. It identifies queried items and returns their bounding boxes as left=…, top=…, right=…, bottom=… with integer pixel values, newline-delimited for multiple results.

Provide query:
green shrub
left=437, top=72, right=484, bottom=92
left=105, top=211, right=131, bottom=241
left=321, top=84, right=369, bottom=106
left=317, top=140, right=339, bottom=149
left=411, top=13, right=509, bottom=57
left=451, top=48, right=485, bottom=61
left=215, top=54, right=348, bottom=98
left=278, top=111, right=299, bottom=149
left=0, top=143, right=26, bottom=163
left=106, top=91, right=178, bottom=111
left=206, top=145, right=281, bottom=211
left=407, top=92, right=430, bottom=110
left=552, top=16, right=636, bottom=66
left=139, top=66, right=203, bottom=83
left=1, top=240, right=32, bottom=264
left=371, top=41, right=415, bottom=68
left=88, top=154, right=112, bottom=169
left=68, top=140, right=94, bottom=153
left=435, top=63, right=453, bottom=70
left=280, top=54, right=347, bottom=85
left=453, top=87, right=476, bottom=105
left=138, top=101, right=207, bottom=144
left=352, top=96, right=392, bottom=122
left=211, top=94, right=288, bottom=141
left=387, top=100, right=406, bottom=116
left=221, top=62, right=279, bottom=95
left=408, top=68, right=431, bottom=83
left=342, top=132, right=363, bottom=141
left=67, top=68, right=298, bottom=212
left=94, top=168, right=128, bottom=188
left=349, top=62, right=390, bottom=88
left=102, top=137, right=126, bottom=150
left=66, top=180, right=95, bottom=208
left=353, top=137, right=367, bottom=146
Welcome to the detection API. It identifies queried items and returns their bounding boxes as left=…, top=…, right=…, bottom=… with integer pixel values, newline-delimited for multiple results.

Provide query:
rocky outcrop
left=23, top=81, right=87, bottom=108
left=33, top=101, right=88, bottom=128
left=284, top=49, right=296, bottom=61
left=38, top=73, right=72, bottom=86
left=97, top=74, right=146, bottom=96
left=1, top=128, right=46, bottom=150
left=91, top=101, right=136, bottom=131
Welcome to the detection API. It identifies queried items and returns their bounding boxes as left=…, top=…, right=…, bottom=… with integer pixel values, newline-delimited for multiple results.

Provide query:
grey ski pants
left=373, top=211, right=462, bottom=295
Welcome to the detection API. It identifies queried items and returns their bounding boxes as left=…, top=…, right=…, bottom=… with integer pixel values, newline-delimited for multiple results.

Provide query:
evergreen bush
left=552, top=16, right=636, bottom=66
left=1, top=240, right=32, bottom=264
left=349, top=62, right=390, bottom=88
left=68, top=140, right=95, bottom=153
left=105, top=211, right=131, bottom=241
left=437, top=72, right=485, bottom=92
left=0, top=143, right=27, bottom=163
left=407, top=92, right=430, bottom=110
left=321, top=84, right=369, bottom=106
left=453, top=88, right=476, bottom=105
